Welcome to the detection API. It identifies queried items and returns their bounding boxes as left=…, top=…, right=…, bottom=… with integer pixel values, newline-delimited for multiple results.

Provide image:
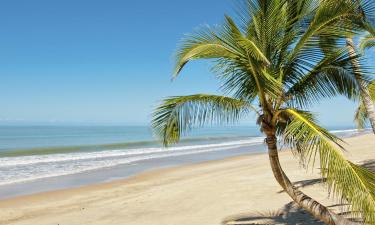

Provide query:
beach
left=0, top=133, right=373, bottom=225
left=2, top=0, right=375, bottom=224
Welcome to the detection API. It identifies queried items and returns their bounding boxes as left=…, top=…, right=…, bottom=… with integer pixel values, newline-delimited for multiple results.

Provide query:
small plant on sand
left=152, top=0, right=375, bottom=224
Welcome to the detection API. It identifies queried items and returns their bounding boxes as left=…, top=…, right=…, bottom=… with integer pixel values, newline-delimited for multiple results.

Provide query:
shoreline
left=0, top=153, right=261, bottom=204
left=0, top=129, right=368, bottom=200
left=0, top=134, right=373, bottom=225
left=0, top=143, right=266, bottom=200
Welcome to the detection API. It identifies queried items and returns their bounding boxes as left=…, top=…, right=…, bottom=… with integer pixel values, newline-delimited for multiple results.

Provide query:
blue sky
left=0, top=0, right=373, bottom=127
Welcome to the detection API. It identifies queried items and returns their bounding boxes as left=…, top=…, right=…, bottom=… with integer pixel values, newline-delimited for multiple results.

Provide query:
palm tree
left=355, top=23, right=375, bottom=128
left=344, top=1, right=375, bottom=133
left=346, top=37, right=375, bottom=133
left=152, top=0, right=375, bottom=224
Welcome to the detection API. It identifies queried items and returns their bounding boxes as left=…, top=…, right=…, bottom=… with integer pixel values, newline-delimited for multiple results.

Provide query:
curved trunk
left=266, top=135, right=355, bottom=225
left=346, top=38, right=375, bottom=134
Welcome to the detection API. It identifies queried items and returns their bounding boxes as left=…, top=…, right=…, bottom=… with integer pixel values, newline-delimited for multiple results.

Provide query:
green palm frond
left=173, top=14, right=281, bottom=106
left=361, top=34, right=375, bottom=50
left=214, top=59, right=259, bottom=101
left=285, top=49, right=361, bottom=108
left=173, top=29, right=241, bottom=76
left=152, top=94, right=256, bottom=146
left=288, top=0, right=360, bottom=63
left=283, top=109, right=375, bottom=223
left=237, top=36, right=270, bottom=66
left=360, top=23, right=375, bottom=51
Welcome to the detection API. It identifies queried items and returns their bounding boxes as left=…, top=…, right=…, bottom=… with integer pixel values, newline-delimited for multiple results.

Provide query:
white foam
left=0, top=128, right=366, bottom=186
left=0, top=137, right=264, bottom=185
left=0, top=138, right=264, bottom=168
left=330, top=128, right=370, bottom=134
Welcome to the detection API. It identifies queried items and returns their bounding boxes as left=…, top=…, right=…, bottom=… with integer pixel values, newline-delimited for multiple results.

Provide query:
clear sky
left=0, top=0, right=373, bottom=127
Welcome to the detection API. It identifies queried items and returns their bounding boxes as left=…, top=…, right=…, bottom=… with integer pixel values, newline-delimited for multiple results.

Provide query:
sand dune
left=0, top=134, right=373, bottom=225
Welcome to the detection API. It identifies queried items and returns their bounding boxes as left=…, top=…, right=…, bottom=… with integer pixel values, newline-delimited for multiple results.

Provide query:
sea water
left=0, top=125, right=366, bottom=198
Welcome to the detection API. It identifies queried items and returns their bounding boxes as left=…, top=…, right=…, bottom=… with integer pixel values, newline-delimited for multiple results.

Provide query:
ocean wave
left=329, top=128, right=371, bottom=139
left=0, top=137, right=265, bottom=185
left=0, top=138, right=264, bottom=168
left=330, top=128, right=370, bottom=134
left=0, top=135, right=257, bottom=157
left=0, top=128, right=366, bottom=186
left=0, top=146, right=240, bottom=186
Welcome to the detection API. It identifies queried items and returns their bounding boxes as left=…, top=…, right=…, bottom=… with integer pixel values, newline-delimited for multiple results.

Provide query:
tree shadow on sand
left=222, top=202, right=324, bottom=225
left=361, top=160, right=375, bottom=172
left=222, top=160, right=375, bottom=225
left=277, top=178, right=326, bottom=194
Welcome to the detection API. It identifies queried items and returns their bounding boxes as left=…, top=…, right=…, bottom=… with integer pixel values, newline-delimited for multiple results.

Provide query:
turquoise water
left=0, top=126, right=155, bottom=150
left=0, top=125, right=261, bottom=156
left=0, top=125, right=264, bottom=186
left=0, top=125, right=363, bottom=187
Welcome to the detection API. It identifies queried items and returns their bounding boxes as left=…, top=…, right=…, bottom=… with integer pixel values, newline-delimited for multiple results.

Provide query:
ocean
left=0, top=125, right=366, bottom=199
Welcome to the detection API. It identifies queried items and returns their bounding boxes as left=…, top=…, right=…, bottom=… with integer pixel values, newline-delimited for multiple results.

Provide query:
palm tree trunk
left=266, top=134, right=355, bottom=225
left=346, top=38, right=375, bottom=134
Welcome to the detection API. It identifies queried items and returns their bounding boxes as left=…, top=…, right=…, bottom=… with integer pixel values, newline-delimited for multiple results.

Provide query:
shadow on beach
left=222, top=160, right=375, bottom=225
left=361, top=160, right=375, bottom=172
left=222, top=202, right=324, bottom=225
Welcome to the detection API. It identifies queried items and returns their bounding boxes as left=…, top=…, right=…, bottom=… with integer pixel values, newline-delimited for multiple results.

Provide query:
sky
left=0, top=0, right=373, bottom=127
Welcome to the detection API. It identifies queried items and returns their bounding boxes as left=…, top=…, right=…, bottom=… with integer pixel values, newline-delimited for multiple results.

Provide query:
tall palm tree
left=355, top=23, right=375, bottom=128
left=152, top=0, right=375, bottom=224
left=346, top=38, right=375, bottom=133
left=344, top=1, right=375, bottom=133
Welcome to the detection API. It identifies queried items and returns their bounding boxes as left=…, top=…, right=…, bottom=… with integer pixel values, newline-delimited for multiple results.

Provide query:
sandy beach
left=0, top=133, right=373, bottom=225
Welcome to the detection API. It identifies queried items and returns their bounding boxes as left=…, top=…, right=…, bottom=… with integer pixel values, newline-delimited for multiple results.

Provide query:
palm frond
left=285, top=49, right=362, bottom=108
left=152, top=94, right=256, bottom=146
left=283, top=109, right=375, bottom=223
left=288, top=0, right=360, bottom=63
left=237, top=36, right=271, bottom=66
left=213, top=59, right=259, bottom=101
left=360, top=34, right=375, bottom=50
left=173, top=28, right=242, bottom=76
left=360, top=23, right=375, bottom=51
